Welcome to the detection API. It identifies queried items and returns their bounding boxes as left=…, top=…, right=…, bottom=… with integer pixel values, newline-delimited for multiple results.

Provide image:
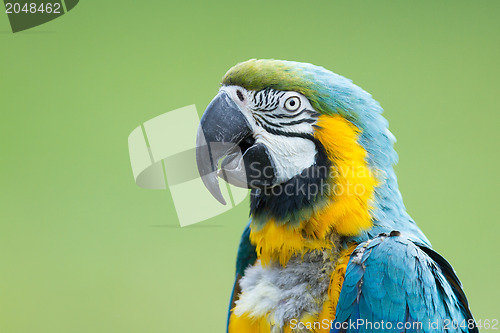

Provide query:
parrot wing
left=226, top=221, right=257, bottom=332
left=332, top=232, right=477, bottom=333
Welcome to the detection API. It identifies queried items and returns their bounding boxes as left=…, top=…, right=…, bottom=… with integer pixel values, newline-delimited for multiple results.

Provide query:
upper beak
left=196, top=91, right=252, bottom=205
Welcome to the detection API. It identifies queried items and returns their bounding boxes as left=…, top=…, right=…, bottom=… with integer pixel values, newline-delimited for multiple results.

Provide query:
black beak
left=196, top=91, right=252, bottom=205
left=196, top=90, right=276, bottom=205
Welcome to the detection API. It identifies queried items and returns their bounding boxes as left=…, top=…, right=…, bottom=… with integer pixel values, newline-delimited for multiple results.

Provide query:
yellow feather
left=228, top=312, right=271, bottom=333
left=249, top=115, right=377, bottom=266
left=327, top=244, right=358, bottom=318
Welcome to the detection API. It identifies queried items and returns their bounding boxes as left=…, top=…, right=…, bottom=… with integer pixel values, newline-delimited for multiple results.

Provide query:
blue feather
left=226, top=221, right=257, bottom=332
left=331, top=233, right=477, bottom=333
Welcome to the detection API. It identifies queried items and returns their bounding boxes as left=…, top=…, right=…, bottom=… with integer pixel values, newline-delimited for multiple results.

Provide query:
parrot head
left=196, top=59, right=428, bottom=263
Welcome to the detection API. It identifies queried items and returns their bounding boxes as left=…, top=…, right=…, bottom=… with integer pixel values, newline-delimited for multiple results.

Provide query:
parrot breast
left=228, top=243, right=357, bottom=333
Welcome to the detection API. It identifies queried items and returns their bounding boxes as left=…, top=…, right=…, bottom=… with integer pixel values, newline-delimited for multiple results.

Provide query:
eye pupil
left=290, top=101, right=295, bottom=106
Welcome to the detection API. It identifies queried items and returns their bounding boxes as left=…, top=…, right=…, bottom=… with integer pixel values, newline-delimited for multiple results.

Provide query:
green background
left=1, top=1, right=499, bottom=332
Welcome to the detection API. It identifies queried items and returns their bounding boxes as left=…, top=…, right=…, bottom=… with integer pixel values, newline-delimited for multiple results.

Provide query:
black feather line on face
left=258, top=123, right=316, bottom=140
left=250, top=139, right=331, bottom=227
left=254, top=114, right=284, bottom=129
left=250, top=88, right=286, bottom=112
left=263, top=109, right=319, bottom=119
left=279, top=118, right=317, bottom=126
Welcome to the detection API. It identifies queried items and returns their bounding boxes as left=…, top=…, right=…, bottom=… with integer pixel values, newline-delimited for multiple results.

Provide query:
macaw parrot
left=195, top=59, right=477, bottom=333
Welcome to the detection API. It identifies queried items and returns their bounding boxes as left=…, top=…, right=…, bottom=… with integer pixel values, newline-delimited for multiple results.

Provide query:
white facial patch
left=221, top=86, right=320, bottom=185
left=255, top=134, right=317, bottom=184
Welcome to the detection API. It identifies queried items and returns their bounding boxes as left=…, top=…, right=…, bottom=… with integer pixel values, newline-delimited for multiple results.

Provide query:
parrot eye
left=284, top=96, right=301, bottom=112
